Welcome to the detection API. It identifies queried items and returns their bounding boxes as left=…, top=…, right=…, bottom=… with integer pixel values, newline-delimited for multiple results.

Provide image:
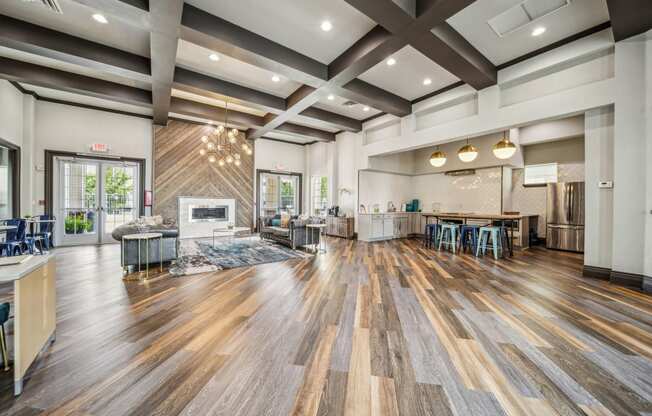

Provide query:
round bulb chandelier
left=429, top=146, right=447, bottom=167
left=457, top=139, right=478, bottom=163
left=198, top=100, right=252, bottom=166
left=492, top=131, right=517, bottom=159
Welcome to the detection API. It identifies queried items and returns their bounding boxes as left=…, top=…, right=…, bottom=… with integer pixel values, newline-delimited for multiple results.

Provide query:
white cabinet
left=358, top=213, right=412, bottom=241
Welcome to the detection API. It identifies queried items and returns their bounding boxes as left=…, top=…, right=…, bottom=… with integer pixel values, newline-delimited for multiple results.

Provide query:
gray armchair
left=258, top=215, right=322, bottom=249
left=112, top=222, right=179, bottom=267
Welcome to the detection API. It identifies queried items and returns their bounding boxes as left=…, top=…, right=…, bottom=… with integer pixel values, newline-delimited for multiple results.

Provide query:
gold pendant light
left=429, top=146, right=447, bottom=167
left=457, top=138, right=478, bottom=163
left=493, top=131, right=517, bottom=160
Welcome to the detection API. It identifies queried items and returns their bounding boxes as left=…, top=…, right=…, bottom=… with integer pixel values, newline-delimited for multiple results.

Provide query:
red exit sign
left=89, top=143, right=110, bottom=153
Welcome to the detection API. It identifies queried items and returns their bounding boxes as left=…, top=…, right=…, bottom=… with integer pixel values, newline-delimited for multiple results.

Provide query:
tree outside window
left=311, top=176, right=328, bottom=216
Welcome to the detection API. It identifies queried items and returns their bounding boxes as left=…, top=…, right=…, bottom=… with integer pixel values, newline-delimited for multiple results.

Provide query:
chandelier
left=198, top=101, right=253, bottom=166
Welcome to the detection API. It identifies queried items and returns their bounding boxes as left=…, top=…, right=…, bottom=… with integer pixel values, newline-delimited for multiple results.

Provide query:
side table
left=306, top=223, right=327, bottom=253
left=122, top=232, right=163, bottom=279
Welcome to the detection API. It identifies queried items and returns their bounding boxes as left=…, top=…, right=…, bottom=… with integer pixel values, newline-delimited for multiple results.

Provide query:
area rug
left=168, top=237, right=311, bottom=276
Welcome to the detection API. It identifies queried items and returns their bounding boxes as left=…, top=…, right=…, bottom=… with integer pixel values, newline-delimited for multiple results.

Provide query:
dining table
left=422, top=212, right=533, bottom=256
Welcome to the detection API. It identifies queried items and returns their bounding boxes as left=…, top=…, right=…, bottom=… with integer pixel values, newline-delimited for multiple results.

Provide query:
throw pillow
left=271, top=219, right=281, bottom=226
left=280, top=212, right=291, bottom=228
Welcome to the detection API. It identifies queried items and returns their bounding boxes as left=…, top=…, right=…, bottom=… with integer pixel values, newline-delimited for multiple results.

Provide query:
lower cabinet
left=358, top=213, right=413, bottom=241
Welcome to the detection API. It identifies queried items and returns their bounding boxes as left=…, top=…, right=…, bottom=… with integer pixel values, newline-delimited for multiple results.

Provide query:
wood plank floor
left=1, top=238, right=651, bottom=415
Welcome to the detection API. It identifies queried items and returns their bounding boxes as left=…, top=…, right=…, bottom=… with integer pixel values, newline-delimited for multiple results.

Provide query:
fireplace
left=190, top=206, right=228, bottom=222
left=178, top=197, right=236, bottom=239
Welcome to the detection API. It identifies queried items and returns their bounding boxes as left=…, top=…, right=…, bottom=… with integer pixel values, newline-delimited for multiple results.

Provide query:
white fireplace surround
left=178, top=197, right=236, bottom=239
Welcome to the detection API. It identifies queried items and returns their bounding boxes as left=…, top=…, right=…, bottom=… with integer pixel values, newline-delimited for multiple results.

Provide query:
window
left=311, top=176, right=329, bottom=216
left=0, top=142, right=19, bottom=219
left=258, top=171, right=301, bottom=217
left=524, top=163, right=558, bottom=186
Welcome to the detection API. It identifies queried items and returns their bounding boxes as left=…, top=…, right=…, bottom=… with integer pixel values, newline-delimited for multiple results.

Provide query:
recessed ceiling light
left=327, top=94, right=335, bottom=100
left=321, top=20, right=333, bottom=32
left=92, top=13, right=108, bottom=24
left=272, top=74, right=280, bottom=82
left=363, top=106, right=370, bottom=112
left=423, top=78, right=432, bottom=86
left=386, top=57, right=396, bottom=66
left=209, top=53, right=220, bottom=61
left=531, top=26, right=546, bottom=37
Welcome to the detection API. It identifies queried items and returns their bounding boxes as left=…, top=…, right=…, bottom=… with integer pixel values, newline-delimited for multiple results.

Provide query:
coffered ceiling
left=0, top=0, right=638, bottom=143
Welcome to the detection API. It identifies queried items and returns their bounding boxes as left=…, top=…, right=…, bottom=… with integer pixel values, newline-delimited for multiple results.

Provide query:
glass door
left=259, top=172, right=301, bottom=218
left=101, top=162, right=139, bottom=243
left=59, top=159, right=100, bottom=245
left=57, top=158, right=140, bottom=245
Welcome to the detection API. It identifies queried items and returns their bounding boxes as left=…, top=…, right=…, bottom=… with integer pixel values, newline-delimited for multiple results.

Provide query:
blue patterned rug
left=169, top=238, right=311, bottom=276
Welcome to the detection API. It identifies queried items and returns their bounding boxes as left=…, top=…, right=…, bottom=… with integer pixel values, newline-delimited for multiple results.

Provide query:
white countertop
left=0, top=254, right=55, bottom=282
left=358, top=211, right=419, bottom=215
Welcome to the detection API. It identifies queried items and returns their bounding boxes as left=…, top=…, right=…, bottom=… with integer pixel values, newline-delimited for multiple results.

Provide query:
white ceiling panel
left=448, top=0, right=610, bottom=65
left=176, top=40, right=301, bottom=98
left=0, top=46, right=152, bottom=90
left=172, top=89, right=268, bottom=117
left=185, top=0, right=376, bottom=64
left=314, top=95, right=381, bottom=120
left=287, top=115, right=341, bottom=133
left=263, top=132, right=313, bottom=144
left=0, top=0, right=150, bottom=57
left=358, top=45, right=460, bottom=101
left=20, top=83, right=153, bottom=116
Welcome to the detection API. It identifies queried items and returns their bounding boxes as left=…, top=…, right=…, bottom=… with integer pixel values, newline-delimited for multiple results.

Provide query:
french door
left=258, top=171, right=301, bottom=218
left=57, top=158, right=139, bottom=245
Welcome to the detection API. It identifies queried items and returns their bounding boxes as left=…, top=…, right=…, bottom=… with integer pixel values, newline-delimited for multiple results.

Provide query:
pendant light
left=493, top=131, right=517, bottom=159
left=429, top=146, right=447, bottom=167
left=457, top=138, right=478, bottom=163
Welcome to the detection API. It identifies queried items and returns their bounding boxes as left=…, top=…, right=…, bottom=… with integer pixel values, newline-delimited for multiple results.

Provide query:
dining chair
left=0, top=219, right=27, bottom=256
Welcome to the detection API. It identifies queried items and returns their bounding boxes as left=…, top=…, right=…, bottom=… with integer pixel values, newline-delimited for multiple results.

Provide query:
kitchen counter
left=0, top=254, right=57, bottom=395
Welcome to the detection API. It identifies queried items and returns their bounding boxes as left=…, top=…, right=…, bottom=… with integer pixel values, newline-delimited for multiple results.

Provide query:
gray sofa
left=112, top=220, right=179, bottom=268
left=258, top=215, right=322, bottom=249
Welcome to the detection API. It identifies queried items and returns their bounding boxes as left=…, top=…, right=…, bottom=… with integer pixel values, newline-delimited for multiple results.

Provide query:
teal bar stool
left=0, top=302, right=9, bottom=371
left=438, top=223, right=460, bottom=253
left=476, top=226, right=507, bottom=260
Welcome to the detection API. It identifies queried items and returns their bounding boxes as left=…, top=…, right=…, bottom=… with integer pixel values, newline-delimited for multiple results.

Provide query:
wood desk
left=0, top=254, right=56, bottom=395
left=422, top=213, right=538, bottom=256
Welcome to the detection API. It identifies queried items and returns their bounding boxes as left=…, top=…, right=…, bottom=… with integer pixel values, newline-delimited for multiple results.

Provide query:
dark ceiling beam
left=606, top=0, right=652, bottom=41
left=169, top=97, right=264, bottom=127
left=0, top=14, right=150, bottom=82
left=343, top=0, right=496, bottom=90
left=299, top=107, right=362, bottom=132
left=180, top=4, right=327, bottom=87
left=148, top=0, right=184, bottom=125
left=0, top=57, right=151, bottom=106
left=337, top=80, right=411, bottom=117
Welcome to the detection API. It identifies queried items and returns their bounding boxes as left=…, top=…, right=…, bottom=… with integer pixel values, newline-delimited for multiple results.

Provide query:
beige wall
left=523, top=136, right=585, bottom=165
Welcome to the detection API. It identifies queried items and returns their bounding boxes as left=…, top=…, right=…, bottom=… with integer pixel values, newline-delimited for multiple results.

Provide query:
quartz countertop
left=0, top=254, right=55, bottom=282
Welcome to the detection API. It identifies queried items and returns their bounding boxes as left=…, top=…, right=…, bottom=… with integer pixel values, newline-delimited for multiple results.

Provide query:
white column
left=21, top=94, right=36, bottom=215
left=611, top=35, right=649, bottom=286
left=584, top=106, right=614, bottom=271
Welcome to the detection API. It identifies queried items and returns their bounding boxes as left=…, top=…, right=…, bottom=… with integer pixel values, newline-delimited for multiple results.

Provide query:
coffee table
left=212, top=227, right=252, bottom=246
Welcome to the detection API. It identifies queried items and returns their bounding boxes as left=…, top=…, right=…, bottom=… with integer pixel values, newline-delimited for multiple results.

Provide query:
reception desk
left=0, top=254, right=56, bottom=395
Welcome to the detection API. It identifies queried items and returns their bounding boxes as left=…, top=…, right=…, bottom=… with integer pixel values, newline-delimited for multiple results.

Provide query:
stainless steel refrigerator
left=546, top=182, right=585, bottom=252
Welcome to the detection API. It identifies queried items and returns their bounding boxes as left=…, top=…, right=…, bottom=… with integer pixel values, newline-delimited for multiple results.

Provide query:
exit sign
left=89, top=143, right=110, bottom=153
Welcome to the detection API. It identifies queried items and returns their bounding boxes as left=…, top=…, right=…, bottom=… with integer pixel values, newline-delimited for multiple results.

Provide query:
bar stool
left=459, top=224, right=481, bottom=253
left=0, top=302, right=9, bottom=371
left=424, top=223, right=441, bottom=248
left=476, top=226, right=508, bottom=260
left=438, top=223, right=460, bottom=253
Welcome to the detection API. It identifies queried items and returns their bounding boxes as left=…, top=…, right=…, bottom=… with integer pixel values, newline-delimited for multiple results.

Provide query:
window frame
left=310, top=175, right=329, bottom=216
left=0, top=137, right=21, bottom=218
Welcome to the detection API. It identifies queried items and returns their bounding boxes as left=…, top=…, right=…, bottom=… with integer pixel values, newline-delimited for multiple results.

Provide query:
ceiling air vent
left=488, top=0, right=571, bottom=37
left=342, top=100, right=357, bottom=107
left=20, top=0, right=63, bottom=14
left=445, top=169, right=476, bottom=176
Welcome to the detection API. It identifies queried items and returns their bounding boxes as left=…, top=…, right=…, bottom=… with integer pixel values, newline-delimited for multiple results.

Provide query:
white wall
left=33, top=101, right=153, bottom=215
left=0, top=80, right=23, bottom=148
left=358, top=170, right=412, bottom=213
left=584, top=106, right=614, bottom=270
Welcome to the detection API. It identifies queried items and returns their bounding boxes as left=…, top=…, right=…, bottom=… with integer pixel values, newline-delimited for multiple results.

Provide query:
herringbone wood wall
left=153, top=119, right=254, bottom=228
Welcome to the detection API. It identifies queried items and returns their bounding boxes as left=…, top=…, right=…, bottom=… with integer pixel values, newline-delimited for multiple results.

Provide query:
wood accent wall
left=153, top=119, right=254, bottom=228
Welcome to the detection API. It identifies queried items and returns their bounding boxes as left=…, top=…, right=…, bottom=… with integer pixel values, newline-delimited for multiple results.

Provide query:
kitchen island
left=0, top=254, right=57, bottom=395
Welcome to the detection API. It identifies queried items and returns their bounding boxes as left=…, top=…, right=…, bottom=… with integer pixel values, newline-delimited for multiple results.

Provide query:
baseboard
left=610, top=270, right=644, bottom=289
left=582, top=265, right=611, bottom=280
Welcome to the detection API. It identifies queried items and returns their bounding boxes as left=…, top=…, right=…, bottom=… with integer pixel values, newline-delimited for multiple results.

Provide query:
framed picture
left=144, top=190, right=153, bottom=207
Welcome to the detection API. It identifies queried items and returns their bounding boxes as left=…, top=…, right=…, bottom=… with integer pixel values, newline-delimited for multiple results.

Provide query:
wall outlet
left=598, top=181, right=613, bottom=189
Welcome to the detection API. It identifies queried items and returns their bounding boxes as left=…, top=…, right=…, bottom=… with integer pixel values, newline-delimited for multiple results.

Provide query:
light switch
left=598, top=181, right=613, bottom=189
